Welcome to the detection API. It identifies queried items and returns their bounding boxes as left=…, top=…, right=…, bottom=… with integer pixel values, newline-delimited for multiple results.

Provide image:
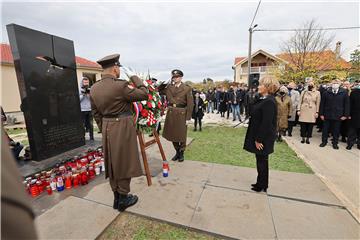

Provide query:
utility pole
left=247, top=24, right=257, bottom=86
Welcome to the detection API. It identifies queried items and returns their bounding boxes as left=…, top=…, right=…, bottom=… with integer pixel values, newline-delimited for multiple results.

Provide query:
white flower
left=153, top=95, right=157, bottom=101
left=141, top=100, right=147, bottom=105
left=151, top=101, right=155, bottom=108
left=139, top=119, right=147, bottom=125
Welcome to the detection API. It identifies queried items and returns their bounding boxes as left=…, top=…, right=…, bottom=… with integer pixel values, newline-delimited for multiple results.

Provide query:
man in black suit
left=319, top=79, right=350, bottom=149
left=346, top=83, right=360, bottom=150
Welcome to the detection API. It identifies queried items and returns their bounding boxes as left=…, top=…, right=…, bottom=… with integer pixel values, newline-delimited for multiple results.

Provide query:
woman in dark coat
left=219, top=87, right=227, bottom=117
left=192, top=91, right=205, bottom=131
left=244, top=76, right=279, bottom=192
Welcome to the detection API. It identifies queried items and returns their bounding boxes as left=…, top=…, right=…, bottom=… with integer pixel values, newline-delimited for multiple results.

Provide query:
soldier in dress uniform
left=90, top=54, right=148, bottom=212
left=158, top=69, right=194, bottom=162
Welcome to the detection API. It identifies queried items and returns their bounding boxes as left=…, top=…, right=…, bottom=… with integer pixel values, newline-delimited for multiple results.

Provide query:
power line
left=249, top=0, right=261, bottom=28
left=254, top=26, right=360, bottom=32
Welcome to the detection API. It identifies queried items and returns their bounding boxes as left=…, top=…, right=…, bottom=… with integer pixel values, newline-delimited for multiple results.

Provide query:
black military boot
left=172, top=150, right=179, bottom=161
left=113, top=191, right=119, bottom=209
left=178, top=151, right=184, bottom=162
left=118, top=194, right=139, bottom=212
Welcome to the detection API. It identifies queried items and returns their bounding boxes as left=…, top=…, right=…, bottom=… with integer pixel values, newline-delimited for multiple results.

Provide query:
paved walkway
left=33, top=133, right=359, bottom=239
left=283, top=126, right=360, bottom=223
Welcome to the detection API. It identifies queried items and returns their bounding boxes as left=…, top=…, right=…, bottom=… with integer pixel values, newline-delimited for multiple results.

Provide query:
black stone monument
left=7, top=24, right=85, bottom=160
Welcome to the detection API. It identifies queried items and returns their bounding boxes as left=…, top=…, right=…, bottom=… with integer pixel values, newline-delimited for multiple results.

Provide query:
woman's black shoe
left=306, top=138, right=310, bottom=144
left=301, top=138, right=305, bottom=144
left=251, top=186, right=267, bottom=192
left=251, top=183, right=258, bottom=187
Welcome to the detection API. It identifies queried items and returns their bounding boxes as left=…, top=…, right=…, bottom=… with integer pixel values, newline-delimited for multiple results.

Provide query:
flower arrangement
left=131, top=75, right=164, bottom=133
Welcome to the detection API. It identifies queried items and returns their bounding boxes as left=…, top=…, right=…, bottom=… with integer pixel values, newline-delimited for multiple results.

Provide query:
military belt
left=170, top=103, right=186, bottom=108
left=103, top=112, right=132, bottom=119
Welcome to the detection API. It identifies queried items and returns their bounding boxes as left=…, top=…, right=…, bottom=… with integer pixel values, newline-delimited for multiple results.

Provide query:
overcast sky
left=1, top=0, right=359, bottom=82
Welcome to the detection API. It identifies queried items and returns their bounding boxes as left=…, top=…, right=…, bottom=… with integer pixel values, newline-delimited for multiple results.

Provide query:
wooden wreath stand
left=137, top=128, right=167, bottom=186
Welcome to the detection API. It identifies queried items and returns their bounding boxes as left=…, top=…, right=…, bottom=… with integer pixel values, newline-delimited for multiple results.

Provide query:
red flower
left=148, top=94, right=153, bottom=101
left=147, top=101, right=153, bottom=108
left=147, top=121, right=151, bottom=127
left=157, top=101, right=162, bottom=109
left=141, top=109, right=148, bottom=117
left=146, top=80, right=152, bottom=85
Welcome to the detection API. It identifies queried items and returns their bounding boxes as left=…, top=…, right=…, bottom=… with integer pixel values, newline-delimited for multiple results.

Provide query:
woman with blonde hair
left=244, top=76, right=279, bottom=192
left=297, top=81, right=321, bottom=144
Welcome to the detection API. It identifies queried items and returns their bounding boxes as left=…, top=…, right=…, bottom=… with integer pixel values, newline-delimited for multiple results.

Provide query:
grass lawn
left=5, top=128, right=27, bottom=135
left=186, top=126, right=313, bottom=174
left=98, top=213, right=220, bottom=240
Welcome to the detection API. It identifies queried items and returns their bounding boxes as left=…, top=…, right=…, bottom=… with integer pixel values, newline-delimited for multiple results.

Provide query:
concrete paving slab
left=190, top=185, right=276, bottom=240
left=168, top=160, right=213, bottom=184
left=270, top=197, right=360, bottom=239
left=268, top=170, right=342, bottom=206
left=127, top=178, right=205, bottom=226
left=284, top=127, right=360, bottom=221
left=207, top=163, right=342, bottom=206
left=207, top=163, right=257, bottom=190
left=83, top=176, right=150, bottom=207
left=35, top=196, right=118, bottom=240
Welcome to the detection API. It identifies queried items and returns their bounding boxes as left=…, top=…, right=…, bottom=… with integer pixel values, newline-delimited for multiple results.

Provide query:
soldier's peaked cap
left=171, top=69, right=184, bottom=77
left=97, top=54, right=121, bottom=69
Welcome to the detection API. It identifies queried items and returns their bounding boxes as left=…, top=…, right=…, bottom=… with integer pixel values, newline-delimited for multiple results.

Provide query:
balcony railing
left=240, top=66, right=280, bottom=74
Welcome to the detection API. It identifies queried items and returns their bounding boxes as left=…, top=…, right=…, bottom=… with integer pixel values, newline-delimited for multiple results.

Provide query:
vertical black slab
left=6, top=24, right=85, bottom=160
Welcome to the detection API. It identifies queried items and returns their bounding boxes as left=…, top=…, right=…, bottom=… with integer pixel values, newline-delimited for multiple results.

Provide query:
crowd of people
left=190, top=79, right=360, bottom=150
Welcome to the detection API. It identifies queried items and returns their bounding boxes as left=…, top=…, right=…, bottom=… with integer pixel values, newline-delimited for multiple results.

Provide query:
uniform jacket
left=349, top=88, right=360, bottom=128
left=159, top=82, right=194, bottom=142
left=1, top=131, right=37, bottom=239
left=275, top=94, right=292, bottom=130
left=244, top=95, right=277, bottom=155
left=192, top=97, right=205, bottom=119
left=90, top=74, right=148, bottom=180
left=288, top=89, right=300, bottom=121
left=319, top=88, right=350, bottom=120
left=297, top=90, right=321, bottom=123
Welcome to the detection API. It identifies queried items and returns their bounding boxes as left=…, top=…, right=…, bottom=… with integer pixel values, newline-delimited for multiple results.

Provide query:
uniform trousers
left=109, top=178, right=131, bottom=194
left=256, top=154, right=269, bottom=189
left=173, top=142, right=186, bottom=152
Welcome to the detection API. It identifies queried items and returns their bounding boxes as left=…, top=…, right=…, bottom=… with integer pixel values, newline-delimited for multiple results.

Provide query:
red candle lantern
left=65, top=175, right=72, bottom=189
left=30, top=181, right=40, bottom=198
left=46, top=186, right=53, bottom=195
left=73, top=174, right=79, bottom=187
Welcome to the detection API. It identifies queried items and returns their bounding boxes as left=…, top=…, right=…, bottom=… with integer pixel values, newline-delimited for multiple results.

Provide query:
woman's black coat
left=244, top=95, right=277, bottom=155
left=192, top=97, right=205, bottom=119
left=219, top=92, right=227, bottom=113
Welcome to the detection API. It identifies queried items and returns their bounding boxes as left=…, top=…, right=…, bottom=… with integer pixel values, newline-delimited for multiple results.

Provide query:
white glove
left=155, top=78, right=172, bottom=87
left=121, top=66, right=137, bottom=78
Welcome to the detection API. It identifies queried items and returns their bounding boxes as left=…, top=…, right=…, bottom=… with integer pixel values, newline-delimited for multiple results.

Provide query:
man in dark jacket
left=319, top=80, right=350, bottom=149
left=229, top=85, right=243, bottom=122
left=346, top=84, right=360, bottom=150
left=206, top=89, right=216, bottom=113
